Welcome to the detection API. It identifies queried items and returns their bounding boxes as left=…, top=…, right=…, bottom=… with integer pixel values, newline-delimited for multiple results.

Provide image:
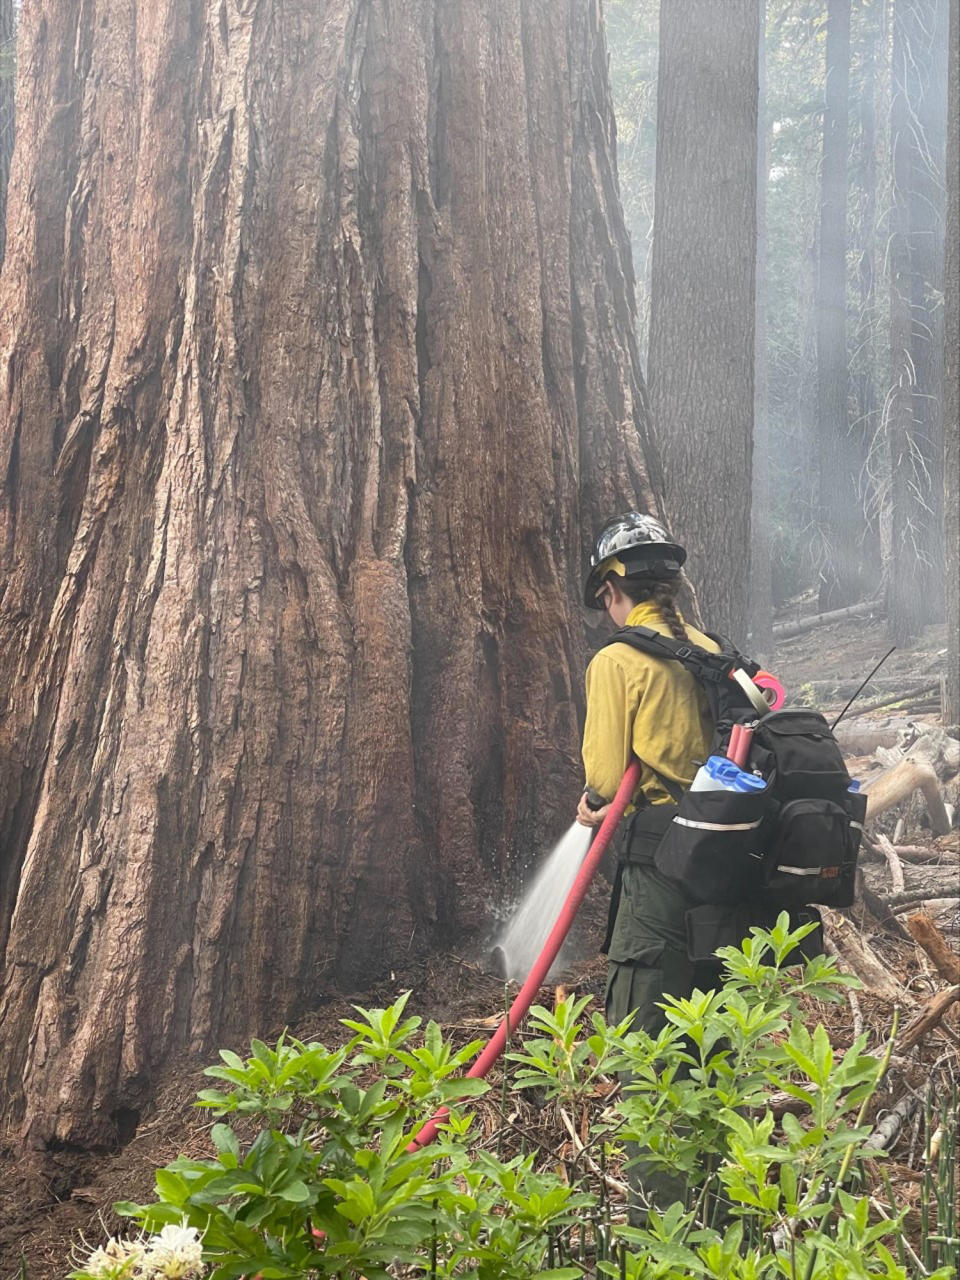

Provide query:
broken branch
left=874, top=833, right=905, bottom=894
left=823, top=911, right=906, bottom=1002
left=905, top=913, right=960, bottom=985
left=897, top=985, right=960, bottom=1052
left=864, top=758, right=952, bottom=836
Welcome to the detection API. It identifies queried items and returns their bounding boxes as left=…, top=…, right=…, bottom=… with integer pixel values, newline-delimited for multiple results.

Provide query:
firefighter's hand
left=576, top=791, right=611, bottom=827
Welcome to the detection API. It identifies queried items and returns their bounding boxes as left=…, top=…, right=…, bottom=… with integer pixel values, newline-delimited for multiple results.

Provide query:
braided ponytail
left=616, top=575, right=689, bottom=641
left=650, top=581, right=688, bottom=642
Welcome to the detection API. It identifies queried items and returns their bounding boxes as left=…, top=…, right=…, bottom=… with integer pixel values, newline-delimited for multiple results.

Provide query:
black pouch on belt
left=601, top=803, right=678, bottom=954
left=653, top=786, right=771, bottom=904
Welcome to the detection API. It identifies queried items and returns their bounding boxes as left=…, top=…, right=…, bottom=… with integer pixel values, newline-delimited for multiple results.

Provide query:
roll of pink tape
left=754, top=671, right=786, bottom=711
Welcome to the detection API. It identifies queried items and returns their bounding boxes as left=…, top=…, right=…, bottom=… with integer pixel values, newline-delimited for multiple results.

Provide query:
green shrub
left=72, top=916, right=953, bottom=1280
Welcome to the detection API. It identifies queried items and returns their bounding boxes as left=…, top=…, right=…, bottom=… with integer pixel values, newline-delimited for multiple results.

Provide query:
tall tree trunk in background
left=944, top=0, right=959, bottom=725
left=851, top=0, right=883, bottom=593
left=0, top=0, right=14, bottom=266
left=749, top=11, right=773, bottom=659
left=648, top=0, right=760, bottom=641
left=0, top=0, right=660, bottom=1149
left=816, top=0, right=860, bottom=611
left=887, top=0, right=949, bottom=642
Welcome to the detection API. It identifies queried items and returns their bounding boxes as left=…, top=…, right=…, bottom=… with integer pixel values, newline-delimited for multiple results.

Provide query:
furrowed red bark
left=0, top=1, right=661, bottom=1148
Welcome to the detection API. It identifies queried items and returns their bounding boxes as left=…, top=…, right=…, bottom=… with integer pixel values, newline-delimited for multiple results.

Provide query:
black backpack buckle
left=675, top=645, right=693, bottom=659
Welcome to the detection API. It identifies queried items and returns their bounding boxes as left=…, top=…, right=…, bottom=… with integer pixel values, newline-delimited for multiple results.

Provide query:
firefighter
left=576, top=511, right=723, bottom=1213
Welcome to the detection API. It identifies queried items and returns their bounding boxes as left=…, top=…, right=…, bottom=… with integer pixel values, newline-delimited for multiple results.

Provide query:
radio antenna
left=830, top=647, right=897, bottom=731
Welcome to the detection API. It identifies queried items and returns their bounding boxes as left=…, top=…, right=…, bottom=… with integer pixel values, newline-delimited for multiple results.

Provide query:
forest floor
left=2, top=601, right=958, bottom=1277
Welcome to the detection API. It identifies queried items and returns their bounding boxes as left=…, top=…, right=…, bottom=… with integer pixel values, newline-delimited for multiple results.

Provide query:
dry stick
left=887, top=889, right=960, bottom=915
left=874, top=832, right=906, bottom=894
left=898, top=986, right=960, bottom=1053
left=905, top=914, right=960, bottom=985
left=847, top=987, right=865, bottom=1040
left=893, top=845, right=954, bottom=862
left=558, top=1106, right=630, bottom=1198
left=872, top=1090, right=921, bottom=1151
left=864, top=757, right=952, bottom=836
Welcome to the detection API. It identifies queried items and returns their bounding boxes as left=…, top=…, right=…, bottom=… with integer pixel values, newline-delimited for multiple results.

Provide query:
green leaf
left=276, top=1178, right=311, bottom=1203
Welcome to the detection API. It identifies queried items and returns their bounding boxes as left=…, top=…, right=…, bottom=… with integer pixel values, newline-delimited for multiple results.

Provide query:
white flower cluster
left=74, top=1224, right=204, bottom=1280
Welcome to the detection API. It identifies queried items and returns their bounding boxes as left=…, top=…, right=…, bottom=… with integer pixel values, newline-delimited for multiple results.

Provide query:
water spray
left=407, top=757, right=643, bottom=1152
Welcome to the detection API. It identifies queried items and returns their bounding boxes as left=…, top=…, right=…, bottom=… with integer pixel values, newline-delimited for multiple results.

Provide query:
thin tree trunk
left=0, top=0, right=14, bottom=266
left=817, top=0, right=860, bottom=611
left=0, top=0, right=660, bottom=1149
left=887, top=0, right=950, bottom=643
left=945, top=0, right=960, bottom=724
left=647, top=0, right=761, bottom=641
left=851, top=0, right=883, bottom=594
left=750, top=12, right=774, bottom=659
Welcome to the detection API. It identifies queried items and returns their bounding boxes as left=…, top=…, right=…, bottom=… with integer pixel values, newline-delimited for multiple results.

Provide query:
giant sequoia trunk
left=647, top=0, right=760, bottom=641
left=0, top=1, right=661, bottom=1148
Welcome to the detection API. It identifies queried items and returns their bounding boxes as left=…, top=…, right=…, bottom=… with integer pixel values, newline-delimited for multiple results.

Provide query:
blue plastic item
left=847, top=779, right=862, bottom=793
left=689, top=754, right=767, bottom=794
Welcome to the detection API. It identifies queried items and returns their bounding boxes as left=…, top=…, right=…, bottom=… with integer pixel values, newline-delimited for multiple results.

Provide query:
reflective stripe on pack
left=672, top=815, right=765, bottom=833
left=776, top=864, right=823, bottom=876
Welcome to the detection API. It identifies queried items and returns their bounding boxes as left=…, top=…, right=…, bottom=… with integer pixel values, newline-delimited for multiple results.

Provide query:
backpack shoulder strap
left=600, top=625, right=762, bottom=728
left=601, top=625, right=733, bottom=681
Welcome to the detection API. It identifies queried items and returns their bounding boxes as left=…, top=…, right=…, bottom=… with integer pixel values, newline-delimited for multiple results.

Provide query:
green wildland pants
left=604, top=814, right=722, bottom=1222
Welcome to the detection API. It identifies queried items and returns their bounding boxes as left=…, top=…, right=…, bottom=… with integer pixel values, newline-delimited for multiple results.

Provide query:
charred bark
left=0, top=1, right=660, bottom=1147
left=647, top=0, right=760, bottom=641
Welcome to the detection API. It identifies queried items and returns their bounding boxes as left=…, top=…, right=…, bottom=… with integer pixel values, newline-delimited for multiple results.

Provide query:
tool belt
left=621, top=802, right=679, bottom=864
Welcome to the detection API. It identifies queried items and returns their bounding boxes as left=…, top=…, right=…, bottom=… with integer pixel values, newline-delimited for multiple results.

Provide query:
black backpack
left=602, top=626, right=866, bottom=952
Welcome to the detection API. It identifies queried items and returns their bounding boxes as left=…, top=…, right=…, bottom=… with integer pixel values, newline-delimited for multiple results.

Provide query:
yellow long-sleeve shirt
left=581, top=601, right=721, bottom=809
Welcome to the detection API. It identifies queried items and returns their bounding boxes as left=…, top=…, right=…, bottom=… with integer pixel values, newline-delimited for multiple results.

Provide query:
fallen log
left=886, top=889, right=960, bottom=915
left=849, top=683, right=940, bottom=716
left=905, top=913, right=960, bottom=984
left=834, top=715, right=920, bottom=755
left=897, top=984, right=960, bottom=1052
left=823, top=911, right=906, bottom=1002
left=860, top=840, right=945, bottom=865
left=864, top=758, right=952, bottom=836
left=773, top=598, right=883, bottom=641
left=893, top=845, right=950, bottom=862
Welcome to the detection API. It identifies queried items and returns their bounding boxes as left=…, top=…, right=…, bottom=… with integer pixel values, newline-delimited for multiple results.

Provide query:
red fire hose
left=407, top=758, right=643, bottom=1151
